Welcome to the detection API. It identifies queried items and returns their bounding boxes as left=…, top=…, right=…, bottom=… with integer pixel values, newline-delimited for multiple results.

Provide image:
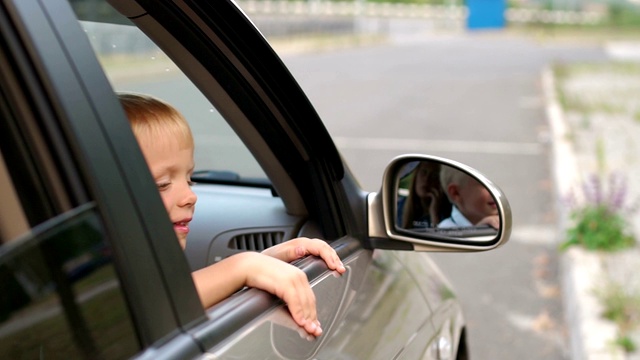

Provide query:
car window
left=76, top=12, right=267, bottom=181
left=0, top=205, right=140, bottom=359
left=0, top=99, right=139, bottom=359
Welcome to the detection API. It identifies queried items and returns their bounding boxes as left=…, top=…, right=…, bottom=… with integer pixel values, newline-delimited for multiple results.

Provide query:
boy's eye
left=188, top=180, right=195, bottom=187
left=157, top=182, right=170, bottom=190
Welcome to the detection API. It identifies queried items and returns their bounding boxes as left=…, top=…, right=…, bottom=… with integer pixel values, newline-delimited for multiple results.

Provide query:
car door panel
left=316, top=250, right=437, bottom=359
left=399, top=251, right=465, bottom=359
left=195, top=251, right=357, bottom=359
left=188, top=237, right=438, bottom=359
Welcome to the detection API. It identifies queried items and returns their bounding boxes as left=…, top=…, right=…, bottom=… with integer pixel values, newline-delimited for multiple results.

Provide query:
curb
left=542, top=67, right=626, bottom=360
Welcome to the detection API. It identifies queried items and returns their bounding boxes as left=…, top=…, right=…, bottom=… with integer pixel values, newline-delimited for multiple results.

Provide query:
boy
left=118, top=92, right=346, bottom=337
left=437, top=164, right=499, bottom=229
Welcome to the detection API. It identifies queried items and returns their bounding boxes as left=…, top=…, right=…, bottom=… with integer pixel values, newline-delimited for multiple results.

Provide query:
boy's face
left=450, top=178, right=497, bottom=225
left=139, top=134, right=197, bottom=249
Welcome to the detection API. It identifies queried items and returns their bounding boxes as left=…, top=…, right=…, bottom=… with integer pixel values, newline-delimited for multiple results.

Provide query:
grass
left=561, top=203, right=635, bottom=252
left=553, top=62, right=640, bottom=117
left=555, top=62, right=640, bottom=79
left=507, top=22, right=640, bottom=45
left=596, top=281, right=640, bottom=352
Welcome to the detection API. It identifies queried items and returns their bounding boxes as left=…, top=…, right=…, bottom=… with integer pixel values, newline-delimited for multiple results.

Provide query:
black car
left=0, top=0, right=511, bottom=359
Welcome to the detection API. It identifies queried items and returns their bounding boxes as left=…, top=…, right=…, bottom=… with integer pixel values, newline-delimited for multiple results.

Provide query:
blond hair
left=439, top=165, right=472, bottom=201
left=118, top=92, right=193, bottom=150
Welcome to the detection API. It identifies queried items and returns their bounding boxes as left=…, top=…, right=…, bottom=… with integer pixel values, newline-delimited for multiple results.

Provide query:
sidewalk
left=543, top=56, right=640, bottom=360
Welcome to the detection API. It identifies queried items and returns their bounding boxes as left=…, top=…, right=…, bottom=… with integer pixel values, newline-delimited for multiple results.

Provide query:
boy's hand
left=242, top=253, right=324, bottom=337
left=261, top=237, right=346, bottom=275
left=193, top=238, right=345, bottom=337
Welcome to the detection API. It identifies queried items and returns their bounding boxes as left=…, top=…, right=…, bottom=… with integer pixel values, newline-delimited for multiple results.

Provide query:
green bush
left=596, top=281, right=640, bottom=353
left=561, top=205, right=634, bottom=251
left=607, top=3, right=640, bottom=28
left=560, top=170, right=636, bottom=252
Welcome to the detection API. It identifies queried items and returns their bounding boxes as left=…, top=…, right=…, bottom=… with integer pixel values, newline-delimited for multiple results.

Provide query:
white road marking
left=332, top=137, right=544, bottom=155
left=605, top=41, right=640, bottom=61
left=518, top=96, right=543, bottom=109
left=509, top=225, right=558, bottom=245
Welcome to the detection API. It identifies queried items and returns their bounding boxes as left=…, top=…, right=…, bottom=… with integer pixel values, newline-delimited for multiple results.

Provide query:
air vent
left=229, top=231, right=285, bottom=251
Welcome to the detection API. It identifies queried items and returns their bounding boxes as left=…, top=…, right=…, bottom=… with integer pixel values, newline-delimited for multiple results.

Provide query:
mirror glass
left=395, top=160, right=500, bottom=239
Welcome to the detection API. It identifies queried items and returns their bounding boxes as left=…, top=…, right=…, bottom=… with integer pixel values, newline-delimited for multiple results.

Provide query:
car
left=0, top=0, right=512, bottom=359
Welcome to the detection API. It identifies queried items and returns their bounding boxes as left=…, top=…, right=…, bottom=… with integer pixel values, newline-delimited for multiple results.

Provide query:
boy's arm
left=192, top=251, right=324, bottom=336
left=260, top=237, right=346, bottom=274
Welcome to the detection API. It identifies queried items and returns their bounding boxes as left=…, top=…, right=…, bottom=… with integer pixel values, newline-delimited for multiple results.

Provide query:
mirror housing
left=367, top=155, right=511, bottom=252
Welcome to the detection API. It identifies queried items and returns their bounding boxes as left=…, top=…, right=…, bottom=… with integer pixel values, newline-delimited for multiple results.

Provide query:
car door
left=81, top=0, right=444, bottom=358
left=90, top=1, right=442, bottom=358
left=1, top=0, right=451, bottom=359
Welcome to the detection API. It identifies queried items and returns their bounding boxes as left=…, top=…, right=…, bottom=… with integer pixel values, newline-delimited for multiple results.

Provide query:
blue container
left=467, top=0, right=506, bottom=29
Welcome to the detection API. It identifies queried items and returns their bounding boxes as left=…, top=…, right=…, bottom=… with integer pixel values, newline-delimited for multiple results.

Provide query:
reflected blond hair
left=117, top=92, right=193, bottom=150
left=439, top=165, right=472, bottom=201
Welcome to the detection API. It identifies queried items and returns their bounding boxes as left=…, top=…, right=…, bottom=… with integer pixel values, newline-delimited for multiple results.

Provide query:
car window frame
left=1, top=0, right=207, bottom=348
left=23, top=0, right=371, bottom=353
left=107, top=1, right=378, bottom=350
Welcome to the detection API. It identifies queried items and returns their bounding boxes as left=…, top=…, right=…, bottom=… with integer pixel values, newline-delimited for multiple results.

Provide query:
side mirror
left=368, top=155, right=511, bottom=251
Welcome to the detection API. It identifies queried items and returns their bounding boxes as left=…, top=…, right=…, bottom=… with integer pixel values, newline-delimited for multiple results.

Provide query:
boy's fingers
left=282, top=268, right=320, bottom=336
left=317, top=246, right=346, bottom=273
left=298, top=239, right=345, bottom=272
left=288, top=239, right=345, bottom=273
left=304, top=320, right=322, bottom=337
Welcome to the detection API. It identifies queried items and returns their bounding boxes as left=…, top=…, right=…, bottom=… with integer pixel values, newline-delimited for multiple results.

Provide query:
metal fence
left=236, top=1, right=606, bottom=26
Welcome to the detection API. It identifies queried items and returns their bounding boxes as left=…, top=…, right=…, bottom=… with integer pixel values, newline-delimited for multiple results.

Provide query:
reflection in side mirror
left=395, top=160, right=500, bottom=241
left=368, top=154, right=510, bottom=251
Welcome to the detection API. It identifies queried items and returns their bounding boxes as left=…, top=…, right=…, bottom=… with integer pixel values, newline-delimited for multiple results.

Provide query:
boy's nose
left=179, top=183, right=197, bottom=207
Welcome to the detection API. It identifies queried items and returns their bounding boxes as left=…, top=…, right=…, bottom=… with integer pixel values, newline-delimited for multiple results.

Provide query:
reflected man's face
left=454, top=178, right=496, bottom=224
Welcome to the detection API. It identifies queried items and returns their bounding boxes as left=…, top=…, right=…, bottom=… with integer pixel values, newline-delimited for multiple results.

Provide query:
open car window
left=77, top=14, right=267, bottom=184
left=68, top=2, right=325, bottom=272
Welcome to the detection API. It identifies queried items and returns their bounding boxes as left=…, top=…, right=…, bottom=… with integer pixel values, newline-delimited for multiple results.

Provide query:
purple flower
left=568, top=171, right=638, bottom=215
left=607, top=172, right=627, bottom=211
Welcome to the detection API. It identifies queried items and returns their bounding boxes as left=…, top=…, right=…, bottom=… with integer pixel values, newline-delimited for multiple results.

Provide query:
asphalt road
left=279, top=31, right=608, bottom=359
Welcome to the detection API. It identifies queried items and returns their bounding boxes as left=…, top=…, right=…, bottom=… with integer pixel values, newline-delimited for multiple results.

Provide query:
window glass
left=79, top=19, right=267, bottom=180
left=0, top=24, right=139, bottom=355
left=0, top=206, right=139, bottom=359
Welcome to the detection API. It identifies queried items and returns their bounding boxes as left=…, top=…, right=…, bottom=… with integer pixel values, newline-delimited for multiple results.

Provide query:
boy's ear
left=446, top=184, right=460, bottom=202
